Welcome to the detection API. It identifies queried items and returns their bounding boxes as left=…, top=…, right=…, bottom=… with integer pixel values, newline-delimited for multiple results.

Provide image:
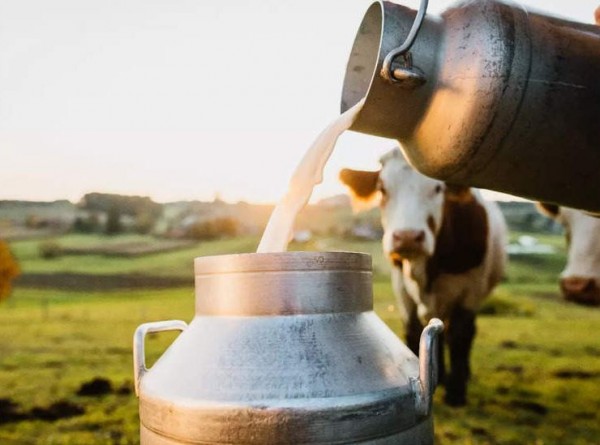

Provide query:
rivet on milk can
left=342, top=0, right=600, bottom=212
left=133, top=252, right=443, bottom=444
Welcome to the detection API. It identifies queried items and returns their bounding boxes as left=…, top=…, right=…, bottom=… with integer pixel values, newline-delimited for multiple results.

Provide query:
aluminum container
left=342, top=0, right=600, bottom=212
left=133, top=252, right=443, bottom=444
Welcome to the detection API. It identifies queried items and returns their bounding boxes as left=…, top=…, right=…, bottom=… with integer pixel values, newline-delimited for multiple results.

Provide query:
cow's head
left=340, top=148, right=470, bottom=264
left=538, top=203, right=600, bottom=306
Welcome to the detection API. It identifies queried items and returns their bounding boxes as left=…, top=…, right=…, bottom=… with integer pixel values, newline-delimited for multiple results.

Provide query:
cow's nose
left=560, top=276, right=600, bottom=306
left=392, top=230, right=426, bottom=256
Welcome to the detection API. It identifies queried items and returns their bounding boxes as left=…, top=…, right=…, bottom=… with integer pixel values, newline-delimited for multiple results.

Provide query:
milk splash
left=257, top=99, right=365, bottom=253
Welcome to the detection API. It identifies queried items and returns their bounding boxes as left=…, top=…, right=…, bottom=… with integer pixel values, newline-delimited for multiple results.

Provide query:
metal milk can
left=342, top=0, right=600, bottom=212
left=133, top=252, right=443, bottom=444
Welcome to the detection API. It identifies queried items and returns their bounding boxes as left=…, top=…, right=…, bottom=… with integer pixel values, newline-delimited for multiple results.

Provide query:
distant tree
left=134, top=211, right=157, bottom=234
left=186, top=217, right=239, bottom=240
left=105, top=206, right=123, bottom=235
left=213, top=217, right=238, bottom=237
left=72, top=213, right=101, bottom=233
left=25, top=214, right=48, bottom=229
left=0, top=240, right=20, bottom=302
left=79, top=193, right=163, bottom=234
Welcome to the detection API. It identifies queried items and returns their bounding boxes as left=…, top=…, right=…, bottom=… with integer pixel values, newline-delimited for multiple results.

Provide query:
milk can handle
left=412, top=318, right=444, bottom=417
left=133, top=320, right=187, bottom=396
left=381, top=0, right=429, bottom=84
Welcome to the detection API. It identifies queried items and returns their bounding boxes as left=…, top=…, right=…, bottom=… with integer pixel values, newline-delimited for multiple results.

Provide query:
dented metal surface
left=342, top=0, right=600, bottom=212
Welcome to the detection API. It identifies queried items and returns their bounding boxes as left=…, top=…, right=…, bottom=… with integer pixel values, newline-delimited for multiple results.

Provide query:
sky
left=1, top=0, right=597, bottom=204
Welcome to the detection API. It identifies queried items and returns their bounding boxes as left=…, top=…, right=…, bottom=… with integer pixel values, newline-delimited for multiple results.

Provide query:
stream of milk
left=257, top=99, right=365, bottom=253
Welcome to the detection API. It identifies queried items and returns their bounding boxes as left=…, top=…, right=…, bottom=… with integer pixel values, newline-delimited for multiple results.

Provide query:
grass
left=9, top=235, right=260, bottom=277
left=0, top=287, right=193, bottom=444
left=1, top=233, right=600, bottom=444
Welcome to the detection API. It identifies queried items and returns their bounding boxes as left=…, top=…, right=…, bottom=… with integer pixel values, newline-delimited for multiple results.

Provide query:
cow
left=537, top=203, right=600, bottom=306
left=340, top=148, right=507, bottom=406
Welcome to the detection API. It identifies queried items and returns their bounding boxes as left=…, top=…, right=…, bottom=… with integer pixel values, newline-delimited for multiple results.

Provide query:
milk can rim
left=194, top=251, right=372, bottom=275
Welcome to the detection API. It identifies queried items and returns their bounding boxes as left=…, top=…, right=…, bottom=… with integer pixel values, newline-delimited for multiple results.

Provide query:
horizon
left=0, top=189, right=528, bottom=206
left=2, top=0, right=597, bottom=204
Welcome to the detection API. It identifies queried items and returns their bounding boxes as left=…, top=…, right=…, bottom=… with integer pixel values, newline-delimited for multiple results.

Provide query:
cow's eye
left=434, top=184, right=443, bottom=194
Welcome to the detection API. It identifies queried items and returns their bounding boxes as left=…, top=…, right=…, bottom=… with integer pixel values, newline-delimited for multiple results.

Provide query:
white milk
left=257, top=99, right=365, bottom=253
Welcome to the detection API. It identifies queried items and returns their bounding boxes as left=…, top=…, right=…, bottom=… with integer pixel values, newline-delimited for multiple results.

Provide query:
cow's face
left=340, top=149, right=446, bottom=263
left=538, top=203, right=600, bottom=306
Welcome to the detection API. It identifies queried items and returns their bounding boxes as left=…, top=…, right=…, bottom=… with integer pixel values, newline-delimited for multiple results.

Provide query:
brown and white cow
left=340, top=148, right=507, bottom=406
left=538, top=203, right=600, bottom=306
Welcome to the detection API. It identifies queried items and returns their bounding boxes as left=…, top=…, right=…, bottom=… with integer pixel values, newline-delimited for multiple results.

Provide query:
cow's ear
left=536, top=202, right=561, bottom=219
left=444, top=183, right=473, bottom=203
left=595, top=6, right=600, bottom=25
left=339, top=168, right=380, bottom=211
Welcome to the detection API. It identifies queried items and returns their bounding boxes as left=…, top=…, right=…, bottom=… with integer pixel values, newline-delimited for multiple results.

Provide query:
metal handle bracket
left=411, top=318, right=444, bottom=417
left=133, top=319, right=187, bottom=396
left=381, top=0, right=429, bottom=85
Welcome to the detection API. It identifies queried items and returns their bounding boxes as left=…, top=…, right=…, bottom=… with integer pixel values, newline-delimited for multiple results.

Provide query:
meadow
left=1, top=233, right=600, bottom=444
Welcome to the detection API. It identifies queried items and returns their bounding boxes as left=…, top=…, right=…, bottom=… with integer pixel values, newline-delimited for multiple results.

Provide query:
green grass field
left=1, top=234, right=600, bottom=444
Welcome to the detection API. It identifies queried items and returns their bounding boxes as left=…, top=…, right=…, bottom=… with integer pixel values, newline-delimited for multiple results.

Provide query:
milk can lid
left=193, top=251, right=373, bottom=316
left=194, top=251, right=372, bottom=274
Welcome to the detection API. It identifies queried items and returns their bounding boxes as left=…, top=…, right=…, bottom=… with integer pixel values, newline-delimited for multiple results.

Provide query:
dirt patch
left=30, top=401, right=85, bottom=421
left=77, top=377, right=112, bottom=396
left=0, top=398, right=28, bottom=424
left=441, top=431, right=460, bottom=441
left=16, top=272, right=192, bottom=291
left=116, top=381, right=133, bottom=395
left=584, top=346, right=600, bottom=357
left=471, top=427, right=492, bottom=438
left=553, top=369, right=600, bottom=380
left=509, top=400, right=548, bottom=415
left=496, top=386, right=510, bottom=395
left=499, top=340, right=539, bottom=352
left=0, top=398, right=85, bottom=424
left=76, top=377, right=132, bottom=397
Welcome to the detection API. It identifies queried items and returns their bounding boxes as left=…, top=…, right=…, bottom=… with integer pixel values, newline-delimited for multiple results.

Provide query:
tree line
left=74, top=193, right=163, bottom=235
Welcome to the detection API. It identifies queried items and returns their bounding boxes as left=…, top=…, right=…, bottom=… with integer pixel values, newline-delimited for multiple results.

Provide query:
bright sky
left=1, top=0, right=597, bottom=203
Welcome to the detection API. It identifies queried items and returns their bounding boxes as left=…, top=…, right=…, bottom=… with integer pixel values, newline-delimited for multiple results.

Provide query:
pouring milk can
left=342, top=0, right=600, bottom=212
left=133, top=252, right=443, bottom=444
